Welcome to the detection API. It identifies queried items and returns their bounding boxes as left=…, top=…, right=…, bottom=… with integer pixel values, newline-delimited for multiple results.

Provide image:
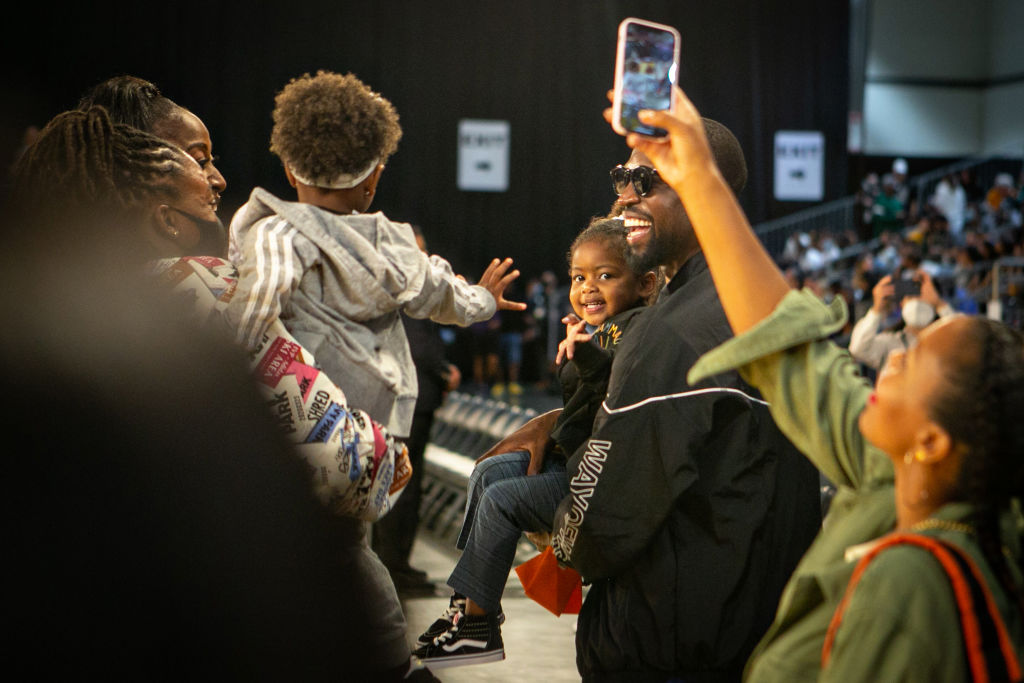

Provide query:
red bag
left=514, top=547, right=583, bottom=616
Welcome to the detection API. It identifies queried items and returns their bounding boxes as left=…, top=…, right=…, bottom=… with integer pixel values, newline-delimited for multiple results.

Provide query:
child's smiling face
left=568, top=238, right=652, bottom=327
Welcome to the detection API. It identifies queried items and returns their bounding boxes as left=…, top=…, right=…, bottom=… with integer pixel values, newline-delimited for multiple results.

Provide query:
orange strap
left=822, top=533, right=1021, bottom=683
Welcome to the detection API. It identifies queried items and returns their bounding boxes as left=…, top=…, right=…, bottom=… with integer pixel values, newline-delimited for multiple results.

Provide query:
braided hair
left=11, top=107, right=191, bottom=232
left=77, top=75, right=180, bottom=135
left=928, top=317, right=1024, bottom=615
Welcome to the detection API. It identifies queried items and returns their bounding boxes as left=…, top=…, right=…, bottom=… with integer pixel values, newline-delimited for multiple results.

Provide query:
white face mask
left=901, top=299, right=935, bottom=329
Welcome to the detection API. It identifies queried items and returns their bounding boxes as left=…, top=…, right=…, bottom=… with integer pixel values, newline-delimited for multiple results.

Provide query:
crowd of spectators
left=447, top=161, right=1023, bottom=398
left=5, top=64, right=1024, bottom=680
left=777, top=163, right=1023, bottom=357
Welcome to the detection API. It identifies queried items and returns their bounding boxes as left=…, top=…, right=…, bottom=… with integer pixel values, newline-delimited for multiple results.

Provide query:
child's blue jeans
left=447, top=449, right=568, bottom=613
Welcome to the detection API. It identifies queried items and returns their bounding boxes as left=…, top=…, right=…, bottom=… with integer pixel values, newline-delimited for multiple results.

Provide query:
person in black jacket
left=413, top=218, right=656, bottom=670
left=491, top=119, right=822, bottom=682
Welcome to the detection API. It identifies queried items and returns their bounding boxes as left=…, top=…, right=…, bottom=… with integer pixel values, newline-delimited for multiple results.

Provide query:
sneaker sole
left=421, top=648, right=505, bottom=670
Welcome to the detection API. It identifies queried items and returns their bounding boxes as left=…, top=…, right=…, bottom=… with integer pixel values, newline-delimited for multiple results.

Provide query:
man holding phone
left=849, top=269, right=955, bottom=372
left=493, top=119, right=821, bottom=680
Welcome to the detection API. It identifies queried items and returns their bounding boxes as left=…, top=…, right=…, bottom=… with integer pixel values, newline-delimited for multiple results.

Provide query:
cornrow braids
left=77, top=75, right=180, bottom=134
left=13, top=106, right=119, bottom=214
left=12, top=107, right=191, bottom=227
left=929, top=317, right=1024, bottom=617
left=110, top=120, right=192, bottom=206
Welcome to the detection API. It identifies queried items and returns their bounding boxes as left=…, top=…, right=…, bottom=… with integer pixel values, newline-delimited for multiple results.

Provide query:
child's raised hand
left=556, top=319, right=592, bottom=364
left=478, top=257, right=527, bottom=312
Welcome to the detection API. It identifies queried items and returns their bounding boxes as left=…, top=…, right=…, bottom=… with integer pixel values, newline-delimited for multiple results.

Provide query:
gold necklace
left=908, top=518, right=975, bottom=534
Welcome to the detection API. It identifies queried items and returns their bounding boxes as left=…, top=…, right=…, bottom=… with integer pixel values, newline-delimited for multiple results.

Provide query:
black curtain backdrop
left=3, top=0, right=848, bottom=282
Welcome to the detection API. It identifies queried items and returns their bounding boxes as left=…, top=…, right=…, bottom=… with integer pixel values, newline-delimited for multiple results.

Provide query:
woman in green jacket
left=607, top=88, right=1024, bottom=681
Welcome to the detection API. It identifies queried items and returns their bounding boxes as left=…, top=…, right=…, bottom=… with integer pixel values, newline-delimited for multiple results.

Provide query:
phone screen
left=893, top=279, right=921, bottom=300
left=615, top=20, right=679, bottom=138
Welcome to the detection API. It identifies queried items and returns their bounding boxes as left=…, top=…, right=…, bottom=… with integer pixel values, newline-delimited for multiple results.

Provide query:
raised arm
left=614, top=91, right=880, bottom=490
left=607, top=88, right=790, bottom=334
left=848, top=276, right=894, bottom=370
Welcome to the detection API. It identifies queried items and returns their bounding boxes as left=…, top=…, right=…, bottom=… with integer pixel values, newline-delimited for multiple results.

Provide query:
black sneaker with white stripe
left=414, top=594, right=466, bottom=649
left=415, top=611, right=504, bottom=669
left=414, top=594, right=504, bottom=649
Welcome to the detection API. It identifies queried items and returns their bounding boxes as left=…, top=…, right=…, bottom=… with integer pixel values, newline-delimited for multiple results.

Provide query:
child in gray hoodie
left=227, top=71, right=523, bottom=441
left=227, top=70, right=523, bottom=681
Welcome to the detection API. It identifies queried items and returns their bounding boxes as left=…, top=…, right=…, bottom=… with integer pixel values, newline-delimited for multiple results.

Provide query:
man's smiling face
left=610, top=149, right=697, bottom=273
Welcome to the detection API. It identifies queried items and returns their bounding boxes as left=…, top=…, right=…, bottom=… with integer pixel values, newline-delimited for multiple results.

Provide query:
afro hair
left=270, top=70, right=402, bottom=183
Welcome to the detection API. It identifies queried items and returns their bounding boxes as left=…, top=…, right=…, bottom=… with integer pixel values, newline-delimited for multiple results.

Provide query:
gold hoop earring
left=904, top=449, right=925, bottom=465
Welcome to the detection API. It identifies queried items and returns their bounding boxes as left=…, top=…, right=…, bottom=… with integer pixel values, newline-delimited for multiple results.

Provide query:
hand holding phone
left=612, top=17, right=681, bottom=139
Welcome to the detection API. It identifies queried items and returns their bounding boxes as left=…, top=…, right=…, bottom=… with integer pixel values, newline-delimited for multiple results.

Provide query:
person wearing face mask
left=7, top=106, right=441, bottom=681
left=848, top=269, right=956, bottom=373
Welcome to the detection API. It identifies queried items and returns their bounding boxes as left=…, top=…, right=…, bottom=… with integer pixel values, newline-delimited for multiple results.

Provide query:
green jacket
left=689, top=289, right=1023, bottom=682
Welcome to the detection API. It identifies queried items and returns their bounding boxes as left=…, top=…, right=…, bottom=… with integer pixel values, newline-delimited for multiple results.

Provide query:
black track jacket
left=551, top=253, right=821, bottom=682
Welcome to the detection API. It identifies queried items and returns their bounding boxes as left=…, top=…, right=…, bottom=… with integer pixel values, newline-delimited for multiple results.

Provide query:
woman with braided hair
left=77, top=74, right=227, bottom=214
left=612, top=87, right=1024, bottom=681
left=7, top=106, right=436, bottom=682
left=10, top=105, right=224, bottom=260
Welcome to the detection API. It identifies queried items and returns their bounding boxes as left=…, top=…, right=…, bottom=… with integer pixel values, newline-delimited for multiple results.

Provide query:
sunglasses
left=610, top=165, right=660, bottom=197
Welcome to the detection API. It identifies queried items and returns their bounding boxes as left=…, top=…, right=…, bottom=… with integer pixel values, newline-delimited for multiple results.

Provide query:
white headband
left=288, top=158, right=380, bottom=189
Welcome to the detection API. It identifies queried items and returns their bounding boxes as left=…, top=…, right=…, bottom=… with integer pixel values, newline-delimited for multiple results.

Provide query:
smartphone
left=612, top=17, right=681, bottom=138
left=892, top=278, right=921, bottom=300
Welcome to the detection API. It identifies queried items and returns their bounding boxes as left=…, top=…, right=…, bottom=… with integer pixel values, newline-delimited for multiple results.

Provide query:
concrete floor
left=401, top=535, right=582, bottom=682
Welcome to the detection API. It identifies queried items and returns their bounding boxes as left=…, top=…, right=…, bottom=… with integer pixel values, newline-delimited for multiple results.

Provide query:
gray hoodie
left=227, top=187, right=496, bottom=437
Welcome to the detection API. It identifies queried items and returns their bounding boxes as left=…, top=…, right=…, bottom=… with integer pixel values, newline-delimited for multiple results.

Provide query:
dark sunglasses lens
left=633, top=167, right=653, bottom=196
left=611, top=166, right=656, bottom=196
left=611, top=167, right=630, bottom=194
